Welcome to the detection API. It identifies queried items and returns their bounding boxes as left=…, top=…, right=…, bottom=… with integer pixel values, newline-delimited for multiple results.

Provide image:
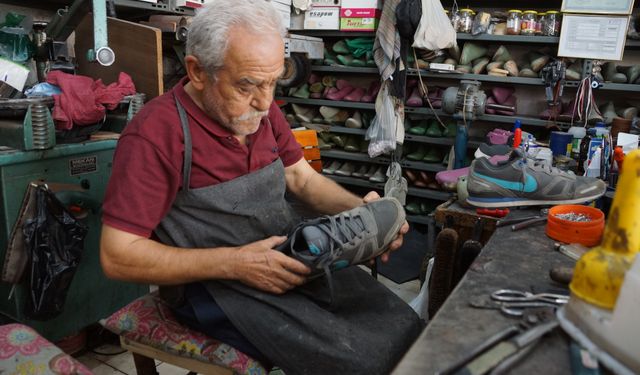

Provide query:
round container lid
left=460, top=8, right=475, bottom=13
left=508, top=9, right=523, bottom=13
left=547, top=10, right=560, bottom=14
left=524, top=10, right=538, bottom=14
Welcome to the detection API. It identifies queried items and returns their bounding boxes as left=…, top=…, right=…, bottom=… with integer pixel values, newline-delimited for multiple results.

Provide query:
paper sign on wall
left=558, top=14, right=629, bottom=60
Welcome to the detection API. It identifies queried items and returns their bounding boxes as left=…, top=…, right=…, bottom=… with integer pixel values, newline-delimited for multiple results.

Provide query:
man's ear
left=185, top=55, right=207, bottom=91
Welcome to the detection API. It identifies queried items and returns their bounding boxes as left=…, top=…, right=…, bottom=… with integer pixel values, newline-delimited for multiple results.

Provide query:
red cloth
left=102, top=77, right=303, bottom=237
left=47, top=71, right=136, bottom=130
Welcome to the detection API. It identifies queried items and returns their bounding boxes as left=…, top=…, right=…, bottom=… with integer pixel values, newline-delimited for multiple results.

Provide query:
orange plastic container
left=546, top=205, right=605, bottom=246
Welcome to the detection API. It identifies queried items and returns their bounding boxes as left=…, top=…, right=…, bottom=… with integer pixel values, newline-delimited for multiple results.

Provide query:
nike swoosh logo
left=475, top=172, right=538, bottom=193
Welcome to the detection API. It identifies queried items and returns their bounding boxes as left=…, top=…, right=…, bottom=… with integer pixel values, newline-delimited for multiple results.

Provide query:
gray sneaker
left=277, top=197, right=405, bottom=279
left=467, top=149, right=606, bottom=207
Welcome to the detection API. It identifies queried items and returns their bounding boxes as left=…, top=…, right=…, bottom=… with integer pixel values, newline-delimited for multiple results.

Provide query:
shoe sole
left=466, top=192, right=605, bottom=208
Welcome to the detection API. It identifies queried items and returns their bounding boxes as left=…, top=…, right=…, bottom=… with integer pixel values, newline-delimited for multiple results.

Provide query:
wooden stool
left=101, top=293, right=268, bottom=375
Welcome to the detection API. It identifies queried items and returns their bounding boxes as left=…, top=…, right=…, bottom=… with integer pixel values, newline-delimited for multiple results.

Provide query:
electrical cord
left=412, top=48, right=448, bottom=130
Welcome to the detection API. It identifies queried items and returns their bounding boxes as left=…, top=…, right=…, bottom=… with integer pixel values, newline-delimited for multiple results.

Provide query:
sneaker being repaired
left=467, top=149, right=606, bottom=207
left=277, top=197, right=406, bottom=279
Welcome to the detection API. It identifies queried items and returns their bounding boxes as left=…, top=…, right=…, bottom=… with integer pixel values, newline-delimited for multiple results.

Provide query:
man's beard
left=202, top=92, right=268, bottom=136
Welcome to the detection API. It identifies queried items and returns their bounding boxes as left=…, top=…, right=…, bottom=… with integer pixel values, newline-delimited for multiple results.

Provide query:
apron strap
left=174, top=93, right=193, bottom=191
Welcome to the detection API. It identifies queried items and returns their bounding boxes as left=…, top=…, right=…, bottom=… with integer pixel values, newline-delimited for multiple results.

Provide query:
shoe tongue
left=301, top=226, right=330, bottom=255
left=510, top=148, right=525, bottom=160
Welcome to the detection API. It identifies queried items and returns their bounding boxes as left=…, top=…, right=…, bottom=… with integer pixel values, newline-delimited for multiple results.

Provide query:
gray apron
left=155, top=95, right=424, bottom=375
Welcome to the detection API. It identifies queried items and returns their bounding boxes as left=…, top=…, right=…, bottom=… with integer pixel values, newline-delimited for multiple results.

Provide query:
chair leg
left=132, top=353, right=159, bottom=375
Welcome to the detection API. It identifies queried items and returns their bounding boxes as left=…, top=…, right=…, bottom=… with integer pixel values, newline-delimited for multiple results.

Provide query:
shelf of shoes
left=311, top=65, right=380, bottom=74
left=276, top=96, right=376, bottom=110
left=595, top=83, right=640, bottom=92
left=407, top=69, right=545, bottom=86
left=291, top=30, right=376, bottom=38
left=325, top=174, right=452, bottom=201
left=403, top=107, right=572, bottom=129
left=456, top=33, right=560, bottom=44
left=114, top=0, right=195, bottom=15
left=405, top=215, right=431, bottom=225
left=321, top=149, right=389, bottom=164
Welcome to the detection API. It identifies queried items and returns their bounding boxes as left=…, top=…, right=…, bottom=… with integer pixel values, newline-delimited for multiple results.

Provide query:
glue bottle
left=512, top=120, right=522, bottom=149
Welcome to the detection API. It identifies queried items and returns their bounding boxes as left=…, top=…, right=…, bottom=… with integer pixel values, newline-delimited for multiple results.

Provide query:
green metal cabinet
left=0, top=140, right=146, bottom=341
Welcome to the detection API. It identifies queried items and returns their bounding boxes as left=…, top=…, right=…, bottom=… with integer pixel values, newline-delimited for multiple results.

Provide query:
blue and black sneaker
left=467, top=149, right=606, bottom=208
left=277, top=197, right=406, bottom=280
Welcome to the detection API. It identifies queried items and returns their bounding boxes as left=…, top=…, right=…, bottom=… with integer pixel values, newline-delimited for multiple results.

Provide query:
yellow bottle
left=563, top=149, right=640, bottom=372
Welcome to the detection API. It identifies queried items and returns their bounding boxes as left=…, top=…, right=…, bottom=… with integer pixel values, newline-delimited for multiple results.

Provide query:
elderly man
left=100, top=0, right=423, bottom=373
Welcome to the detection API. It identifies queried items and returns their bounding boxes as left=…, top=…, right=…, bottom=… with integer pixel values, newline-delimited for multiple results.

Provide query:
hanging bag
left=22, top=184, right=88, bottom=320
left=412, top=0, right=457, bottom=51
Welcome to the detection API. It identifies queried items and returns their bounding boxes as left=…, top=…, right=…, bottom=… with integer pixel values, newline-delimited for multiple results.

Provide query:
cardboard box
left=304, top=7, right=340, bottom=30
left=311, top=0, right=341, bottom=7
left=340, top=17, right=379, bottom=31
left=340, top=8, right=381, bottom=17
left=340, top=0, right=382, bottom=9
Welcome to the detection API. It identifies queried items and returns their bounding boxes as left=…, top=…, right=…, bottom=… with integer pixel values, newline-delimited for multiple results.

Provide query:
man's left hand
left=363, top=191, right=410, bottom=263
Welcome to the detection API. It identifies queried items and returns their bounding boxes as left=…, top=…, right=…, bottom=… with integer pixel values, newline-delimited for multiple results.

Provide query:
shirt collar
left=173, top=76, right=266, bottom=140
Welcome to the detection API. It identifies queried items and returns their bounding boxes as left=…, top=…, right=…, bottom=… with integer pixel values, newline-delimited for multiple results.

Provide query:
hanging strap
left=174, top=93, right=193, bottom=191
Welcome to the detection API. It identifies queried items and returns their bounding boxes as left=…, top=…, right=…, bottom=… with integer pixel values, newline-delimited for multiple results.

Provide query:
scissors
left=491, top=289, right=569, bottom=305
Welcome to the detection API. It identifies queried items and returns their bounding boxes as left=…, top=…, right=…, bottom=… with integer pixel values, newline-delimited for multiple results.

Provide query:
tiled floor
left=76, top=274, right=420, bottom=374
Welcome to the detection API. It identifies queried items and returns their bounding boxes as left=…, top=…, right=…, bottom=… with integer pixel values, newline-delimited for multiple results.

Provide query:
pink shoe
left=336, top=79, right=351, bottom=90
left=406, top=87, right=423, bottom=107
left=361, top=81, right=381, bottom=103
left=323, top=87, right=338, bottom=99
left=487, top=128, right=512, bottom=145
left=326, top=86, right=355, bottom=101
left=491, top=87, right=515, bottom=104
left=308, top=73, right=321, bottom=85
left=344, top=87, right=365, bottom=102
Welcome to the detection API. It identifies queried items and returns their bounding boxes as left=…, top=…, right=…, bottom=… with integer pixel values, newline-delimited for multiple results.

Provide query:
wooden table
left=393, top=210, right=576, bottom=374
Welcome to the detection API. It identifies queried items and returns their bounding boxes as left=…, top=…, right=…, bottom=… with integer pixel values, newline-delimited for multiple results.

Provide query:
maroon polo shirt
left=102, top=78, right=303, bottom=237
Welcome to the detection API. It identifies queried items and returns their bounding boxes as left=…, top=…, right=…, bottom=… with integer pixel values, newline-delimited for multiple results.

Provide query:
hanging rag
left=373, top=0, right=402, bottom=82
left=47, top=70, right=136, bottom=130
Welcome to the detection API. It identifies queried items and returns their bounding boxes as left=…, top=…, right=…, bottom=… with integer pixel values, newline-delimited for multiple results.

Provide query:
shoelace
left=291, top=212, right=368, bottom=305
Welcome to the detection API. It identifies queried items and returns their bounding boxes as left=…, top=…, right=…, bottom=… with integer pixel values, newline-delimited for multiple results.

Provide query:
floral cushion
left=0, top=323, right=92, bottom=375
left=101, top=293, right=267, bottom=375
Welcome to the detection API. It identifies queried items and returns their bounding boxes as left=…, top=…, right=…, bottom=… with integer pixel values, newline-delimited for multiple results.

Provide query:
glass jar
left=536, top=12, right=546, bottom=35
left=506, top=10, right=522, bottom=35
left=458, top=8, right=475, bottom=33
left=545, top=11, right=561, bottom=36
left=521, top=10, right=538, bottom=35
left=449, top=9, right=460, bottom=31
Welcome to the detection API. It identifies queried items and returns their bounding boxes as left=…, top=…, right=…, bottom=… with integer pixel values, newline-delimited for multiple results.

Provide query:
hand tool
left=511, top=216, right=548, bottom=231
left=476, top=208, right=510, bottom=218
left=437, top=308, right=559, bottom=375
left=496, top=208, right=549, bottom=227
left=554, top=242, right=589, bottom=261
left=491, top=289, right=569, bottom=305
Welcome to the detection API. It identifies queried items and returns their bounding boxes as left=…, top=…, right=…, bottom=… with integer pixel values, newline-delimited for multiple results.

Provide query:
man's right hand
left=232, top=236, right=311, bottom=294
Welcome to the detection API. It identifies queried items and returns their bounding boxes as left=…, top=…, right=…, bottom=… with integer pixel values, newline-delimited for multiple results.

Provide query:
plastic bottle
left=567, top=126, right=586, bottom=159
left=512, top=120, right=522, bottom=148
left=593, top=122, right=610, bottom=138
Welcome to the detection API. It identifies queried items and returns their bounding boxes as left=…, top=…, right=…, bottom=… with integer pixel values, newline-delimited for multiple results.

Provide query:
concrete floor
left=76, top=274, right=420, bottom=374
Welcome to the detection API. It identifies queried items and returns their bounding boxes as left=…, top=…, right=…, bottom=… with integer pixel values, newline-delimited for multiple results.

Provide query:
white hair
left=186, top=0, right=286, bottom=75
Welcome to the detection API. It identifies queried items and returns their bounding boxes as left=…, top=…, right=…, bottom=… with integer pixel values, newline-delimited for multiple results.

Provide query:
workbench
left=393, top=209, right=576, bottom=374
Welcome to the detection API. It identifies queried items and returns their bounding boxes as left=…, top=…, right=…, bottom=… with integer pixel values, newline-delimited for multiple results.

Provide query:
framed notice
left=558, top=14, right=629, bottom=60
left=561, top=0, right=635, bottom=14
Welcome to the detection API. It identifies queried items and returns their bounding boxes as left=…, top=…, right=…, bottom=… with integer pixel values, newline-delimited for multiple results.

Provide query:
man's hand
left=233, top=236, right=311, bottom=294
left=363, top=191, right=410, bottom=263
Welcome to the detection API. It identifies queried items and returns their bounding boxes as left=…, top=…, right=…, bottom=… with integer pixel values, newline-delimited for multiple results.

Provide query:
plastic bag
left=22, top=185, right=88, bottom=320
left=412, top=0, right=457, bottom=51
left=0, top=12, right=34, bottom=63
left=366, top=81, right=402, bottom=158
